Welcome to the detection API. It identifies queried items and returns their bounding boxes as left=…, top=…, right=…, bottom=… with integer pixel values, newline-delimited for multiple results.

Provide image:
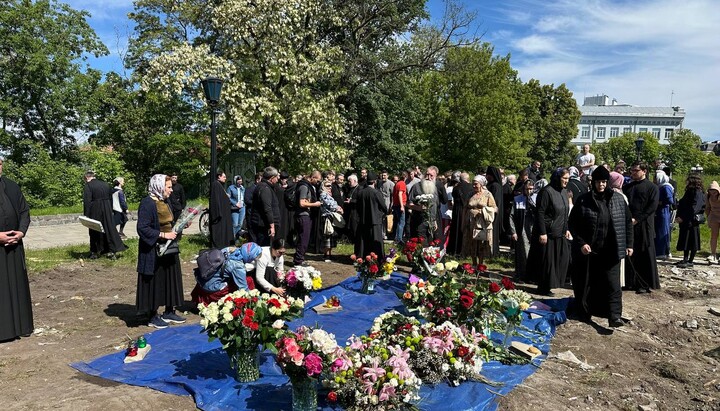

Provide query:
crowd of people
left=2, top=143, right=718, bottom=340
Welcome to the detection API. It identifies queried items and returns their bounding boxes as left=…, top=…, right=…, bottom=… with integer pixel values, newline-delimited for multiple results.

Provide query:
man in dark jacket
left=355, top=172, right=388, bottom=259
left=210, top=170, right=234, bottom=248
left=83, top=171, right=127, bottom=259
left=169, top=172, right=186, bottom=220
left=293, top=171, right=322, bottom=266
left=623, top=161, right=659, bottom=293
left=250, top=167, right=281, bottom=246
left=569, top=166, right=633, bottom=327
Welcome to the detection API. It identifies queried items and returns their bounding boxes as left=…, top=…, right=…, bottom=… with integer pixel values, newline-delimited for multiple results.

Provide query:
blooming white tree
left=140, top=0, right=350, bottom=172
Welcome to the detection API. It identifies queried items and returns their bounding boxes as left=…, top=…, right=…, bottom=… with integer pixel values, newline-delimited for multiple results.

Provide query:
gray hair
left=348, top=174, right=358, bottom=183
left=263, top=166, right=279, bottom=179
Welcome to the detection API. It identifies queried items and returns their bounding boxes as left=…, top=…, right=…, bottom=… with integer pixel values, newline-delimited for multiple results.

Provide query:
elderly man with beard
left=407, top=166, right=448, bottom=244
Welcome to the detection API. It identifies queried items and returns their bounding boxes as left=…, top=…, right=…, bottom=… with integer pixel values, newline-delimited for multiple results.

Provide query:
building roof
left=579, top=105, right=685, bottom=118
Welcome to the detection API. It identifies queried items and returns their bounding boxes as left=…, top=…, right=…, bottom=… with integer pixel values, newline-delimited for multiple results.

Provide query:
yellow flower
left=519, top=302, right=530, bottom=310
left=312, top=277, right=323, bottom=290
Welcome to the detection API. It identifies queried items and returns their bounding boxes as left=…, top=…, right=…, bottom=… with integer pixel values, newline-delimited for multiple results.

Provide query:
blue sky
left=64, top=0, right=719, bottom=139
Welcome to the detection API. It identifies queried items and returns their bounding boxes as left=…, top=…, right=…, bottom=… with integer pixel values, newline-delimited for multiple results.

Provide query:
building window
left=596, top=128, right=606, bottom=139
left=665, top=129, right=674, bottom=139
left=581, top=127, right=590, bottom=139
left=610, top=127, right=619, bottom=138
left=639, top=127, right=648, bottom=133
left=623, top=127, right=632, bottom=134
left=652, top=128, right=661, bottom=139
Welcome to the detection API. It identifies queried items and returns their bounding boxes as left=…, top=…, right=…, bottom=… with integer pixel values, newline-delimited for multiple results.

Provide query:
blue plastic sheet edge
left=71, top=273, right=568, bottom=411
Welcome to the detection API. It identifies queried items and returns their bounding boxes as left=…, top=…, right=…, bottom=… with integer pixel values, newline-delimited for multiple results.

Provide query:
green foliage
left=663, top=129, right=706, bottom=176
left=0, top=0, right=108, bottom=159
left=521, top=80, right=581, bottom=170
left=594, top=132, right=663, bottom=167
left=414, top=44, right=532, bottom=172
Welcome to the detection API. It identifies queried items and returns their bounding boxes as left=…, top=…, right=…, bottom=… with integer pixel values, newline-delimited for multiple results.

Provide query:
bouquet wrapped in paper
left=157, top=205, right=201, bottom=256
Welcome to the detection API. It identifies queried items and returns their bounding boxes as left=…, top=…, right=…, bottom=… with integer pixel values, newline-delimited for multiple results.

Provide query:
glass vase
left=360, top=277, right=375, bottom=294
left=503, top=322, right=516, bottom=348
left=229, top=347, right=260, bottom=382
left=291, top=378, right=318, bottom=411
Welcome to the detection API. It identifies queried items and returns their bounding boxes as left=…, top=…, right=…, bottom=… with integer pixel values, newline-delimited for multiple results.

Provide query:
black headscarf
left=550, top=167, right=569, bottom=190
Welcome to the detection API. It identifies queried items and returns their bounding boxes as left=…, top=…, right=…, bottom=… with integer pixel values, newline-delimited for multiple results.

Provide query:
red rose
left=328, top=391, right=338, bottom=402
left=351, top=254, right=357, bottom=261
left=431, top=239, right=440, bottom=246
left=242, top=316, right=254, bottom=328
left=460, top=288, right=476, bottom=298
left=489, top=282, right=501, bottom=293
left=457, top=346, right=469, bottom=358
left=249, top=321, right=259, bottom=331
left=268, top=298, right=281, bottom=308
left=477, top=264, right=487, bottom=272
left=427, top=257, right=436, bottom=264
left=231, top=308, right=241, bottom=318
left=366, top=255, right=372, bottom=262
left=459, top=295, right=474, bottom=309
left=462, top=263, right=472, bottom=271
left=501, top=277, right=516, bottom=290
left=244, top=308, right=255, bottom=317
left=369, top=264, right=379, bottom=274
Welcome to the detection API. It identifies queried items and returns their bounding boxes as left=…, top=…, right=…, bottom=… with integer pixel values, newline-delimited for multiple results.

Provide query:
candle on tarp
left=137, top=336, right=147, bottom=349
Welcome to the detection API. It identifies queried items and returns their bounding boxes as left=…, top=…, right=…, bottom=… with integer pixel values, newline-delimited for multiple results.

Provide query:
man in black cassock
left=0, top=158, right=34, bottom=342
left=447, top=172, right=472, bottom=255
left=210, top=170, right=234, bottom=248
left=501, top=174, right=516, bottom=246
left=169, top=173, right=187, bottom=221
left=485, top=166, right=504, bottom=257
left=355, top=172, right=388, bottom=259
left=83, top=171, right=127, bottom=259
left=623, top=161, right=660, bottom=293
left=407, top=166, right=448, bottom=244
left=250, top=167, right=281, bottom=246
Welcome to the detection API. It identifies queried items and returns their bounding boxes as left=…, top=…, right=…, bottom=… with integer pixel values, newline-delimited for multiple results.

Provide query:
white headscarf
left=148, top=174, right=167, bottom=200
left=473, top=175, right=487, bottom=186
left=655, top=170, right=672, bottom=188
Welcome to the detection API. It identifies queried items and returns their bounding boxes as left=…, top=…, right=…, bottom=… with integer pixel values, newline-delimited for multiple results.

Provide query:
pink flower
left=330, top=358, right=346, bottom=372
left=286, top=271, right=298, bottom=287
left=378, top=383, right=397, bottom=402
left=304, top=352, right=323, bottom=376
left=362, top=357, right=386, bottom=382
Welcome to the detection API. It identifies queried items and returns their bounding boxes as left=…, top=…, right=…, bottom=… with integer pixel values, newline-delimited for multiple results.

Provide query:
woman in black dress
left=529, top=168, right=571, bottom=296
left=675, top=173, right=705, bottom=268
left=136, top=174, right=185, bottom=329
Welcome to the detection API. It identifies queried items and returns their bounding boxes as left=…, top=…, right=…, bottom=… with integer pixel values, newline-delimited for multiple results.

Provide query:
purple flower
left=286, top=271, right=298, bottom=287
left=330, top=358, right=345, bottom=372
left=409, top=274, right=421, bottom=284
left=304, top=352, right=323, bottom=376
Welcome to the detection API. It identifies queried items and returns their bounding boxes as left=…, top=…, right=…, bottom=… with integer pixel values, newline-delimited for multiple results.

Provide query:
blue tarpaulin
left=71, top=274, right=566, bottom=410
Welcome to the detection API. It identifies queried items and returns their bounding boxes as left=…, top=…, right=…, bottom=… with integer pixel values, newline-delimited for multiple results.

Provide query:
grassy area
left=26, top=234, right=212, bottom=274
left=31, top=198, right=209, bottom=216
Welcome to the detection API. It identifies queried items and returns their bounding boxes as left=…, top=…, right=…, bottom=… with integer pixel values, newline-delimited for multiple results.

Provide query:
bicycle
left=198, top=208, right=211, bottom=238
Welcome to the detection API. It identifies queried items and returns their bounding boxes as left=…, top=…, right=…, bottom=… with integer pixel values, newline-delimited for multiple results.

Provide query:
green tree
left=594, top=132, right=663, bottom=167
left=520, top=80, right=580, bottom=170
left=0, top=0, right=108, bottom=159
left=663, top=129, right=706, bottom=176
left=414, top=44, right=532, bottom=172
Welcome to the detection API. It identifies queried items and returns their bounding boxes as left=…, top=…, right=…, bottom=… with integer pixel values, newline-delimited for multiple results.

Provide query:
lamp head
left=201, top=77, right=223, bottom=107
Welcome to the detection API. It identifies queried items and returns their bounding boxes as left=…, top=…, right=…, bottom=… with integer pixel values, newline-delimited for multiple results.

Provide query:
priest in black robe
left=355, top=172, right=388, bottom=259
left=83, top=171, right=127, bottom=258
left=344, top=175, right=361, bottom=245
left=210, top=171, right=234, bottom=248
left=407, top=166, right=448, bottom=244
left=623, top=161, right=660, bottom=293
left=447, top=172, right=472, bottom=255
left=485, top=166, right=504, bottom=257
left=0, top=159, right=34, bottom=342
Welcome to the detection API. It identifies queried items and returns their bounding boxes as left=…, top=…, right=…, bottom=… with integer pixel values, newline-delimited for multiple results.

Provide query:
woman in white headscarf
left=654, top=170, right=674, bottom=258
left=461, top=175, right=496, bottom=266
left=136, top=174, right=185, bottom=329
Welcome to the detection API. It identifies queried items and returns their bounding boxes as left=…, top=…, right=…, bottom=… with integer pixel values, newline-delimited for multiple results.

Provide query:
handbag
left=157, top=239, right=180, bottom=257
left=330, top=211, right=346, bottom=228
left=472, top=227, right=488, bottom=241
left=693, top=213, right=706, bottom=225
left=323, top=217, right=335, bottom=235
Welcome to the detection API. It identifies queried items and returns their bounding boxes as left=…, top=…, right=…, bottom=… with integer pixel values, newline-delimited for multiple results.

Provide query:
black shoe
left=677, top=261, right=693, bottom=268
left=674, top=260, right=688, bottom=266
left=635, top=288, right=649, bottom=294
left=89, top=253, right=99, bottom=260
left=609, top=318, right=625, bottom=328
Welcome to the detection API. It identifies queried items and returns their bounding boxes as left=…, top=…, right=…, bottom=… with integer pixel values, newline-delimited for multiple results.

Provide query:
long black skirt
left=136, top=254, right=184, bottom=314
left=0, top=244, right=34, bottom=340
left=676, top=223, right=701, bottom=252
left=570, top=251, right=622, bottom=320
left=535, top=236, right=570, bottom=293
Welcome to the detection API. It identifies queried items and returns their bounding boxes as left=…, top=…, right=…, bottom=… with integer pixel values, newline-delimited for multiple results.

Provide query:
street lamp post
left=635, top=137, right=645, bottom=161
left=201, top=77, right=223, bottom=188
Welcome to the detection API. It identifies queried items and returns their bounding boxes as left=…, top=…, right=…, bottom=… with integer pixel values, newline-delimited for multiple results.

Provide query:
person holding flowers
left=136, top=174, right=185, bottom=329
left=462, top=175, right=496, bottom=266
left=319, top=180, right=343, bottom=262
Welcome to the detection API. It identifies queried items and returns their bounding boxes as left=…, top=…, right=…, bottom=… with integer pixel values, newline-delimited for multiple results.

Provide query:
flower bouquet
left=279, top=265, right=322, bottom=300
left=275, top=326, right=346, bottom=411
left=368, top=311, right=488, bottom=387
left=197, top=289, right=305, bottom=381
left=403, top=238, right=445, bottom=279
left=352, top=252, right=384, bottom=293
left=326, top=336, right=422, bottom=410
left=157, top=204, right=201, bottom=256
left=414, top=193, right=437, bottom=231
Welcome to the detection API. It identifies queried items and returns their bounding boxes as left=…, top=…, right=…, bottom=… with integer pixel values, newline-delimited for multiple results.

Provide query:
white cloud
left=489, top=0, right=720, bottom=138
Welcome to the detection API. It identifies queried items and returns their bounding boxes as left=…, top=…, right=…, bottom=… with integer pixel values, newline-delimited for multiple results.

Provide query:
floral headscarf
left=148, top=174, right=167, bottom=199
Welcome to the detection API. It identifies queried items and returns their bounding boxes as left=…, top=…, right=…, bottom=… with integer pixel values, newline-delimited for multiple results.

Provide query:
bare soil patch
left=1, top=257, right=718, bottom=410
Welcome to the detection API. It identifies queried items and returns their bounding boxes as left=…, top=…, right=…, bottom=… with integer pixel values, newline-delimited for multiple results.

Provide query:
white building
left=573, top=95, right=685, bottom=148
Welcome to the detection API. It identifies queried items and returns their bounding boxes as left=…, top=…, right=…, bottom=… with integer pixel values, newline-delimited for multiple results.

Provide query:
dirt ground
left=1, top=255, right=718, bottom=411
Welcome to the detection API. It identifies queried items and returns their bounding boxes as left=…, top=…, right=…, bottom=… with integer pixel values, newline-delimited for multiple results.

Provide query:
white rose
left=223, top=313, right=234, bottom=322
left=272, top=320, right=285, bottom=329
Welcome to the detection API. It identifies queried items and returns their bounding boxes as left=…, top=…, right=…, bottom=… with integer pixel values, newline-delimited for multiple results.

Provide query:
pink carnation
left=304, top=352, right=323, bottom=376
left=286, top=271, right=298, bottom=287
